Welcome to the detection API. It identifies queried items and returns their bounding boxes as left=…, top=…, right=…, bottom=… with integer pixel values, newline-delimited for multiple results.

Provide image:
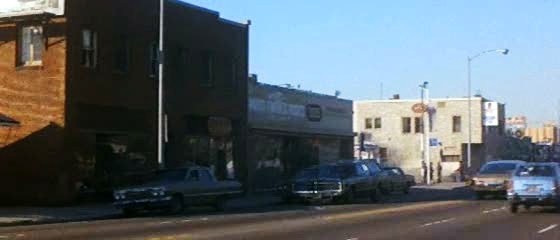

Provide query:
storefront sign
left=0, top=0, right=65, bottom=18
left=306, top=104, right=322, bottom=122
left=411, top=103, right=427, bottom=113
left=208, top=117, right=232, bottom=137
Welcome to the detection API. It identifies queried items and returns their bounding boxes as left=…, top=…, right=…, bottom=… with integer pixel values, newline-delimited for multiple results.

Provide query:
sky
left=194, top=1, right=556, bottom=125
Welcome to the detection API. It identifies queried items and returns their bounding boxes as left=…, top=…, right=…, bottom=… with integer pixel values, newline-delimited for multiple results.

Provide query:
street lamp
left=466, top=49, right=509, bottom=170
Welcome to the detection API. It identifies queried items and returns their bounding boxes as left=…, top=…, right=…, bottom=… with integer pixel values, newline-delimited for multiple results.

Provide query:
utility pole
left=157, top=0, right=165, bottom=169
left=420, top=82, right=431, bottom=185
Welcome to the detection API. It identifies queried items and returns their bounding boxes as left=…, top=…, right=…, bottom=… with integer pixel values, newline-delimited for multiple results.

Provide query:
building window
left=442, top=155, right=460, bottom=162
left=149, top=42, right=159, bottom=77
left=402, top=117, right=412, bottom=133
left=227, top=58, right=238, bottom=90
left=201, top=51, right=214, bottom=87
left=414, top=117, right=423, bottom=133
left=81, top=29, right=97, bottom=68
left=19, top=26, right=43, bottom=66
left=374, top=117, right=382, bottom=129
left=114, top=36, right=129, bottom=72
left=365, top=118, right=373, bottom=129
left=453, top=116, right=462, bottom=133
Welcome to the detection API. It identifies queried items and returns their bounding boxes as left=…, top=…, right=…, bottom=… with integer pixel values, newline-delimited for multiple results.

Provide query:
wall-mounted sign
left=483, top=101, right=499, bottom=126
left=411, top=103, right=427, bottom=113
left=0, top=0, right=65, bottom=18
left=305, top=104, right=322, bottom=122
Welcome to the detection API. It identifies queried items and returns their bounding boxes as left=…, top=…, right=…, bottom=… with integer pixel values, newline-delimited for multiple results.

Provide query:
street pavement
left=0, top=184, right=558, bottom=240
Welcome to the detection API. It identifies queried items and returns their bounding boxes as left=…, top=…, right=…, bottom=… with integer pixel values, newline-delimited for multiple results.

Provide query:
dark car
left=378, top=167, right=415, bottom=194
left=285, top=162, right=378, bottom=204
left=113, top=167, right=242, bottom=215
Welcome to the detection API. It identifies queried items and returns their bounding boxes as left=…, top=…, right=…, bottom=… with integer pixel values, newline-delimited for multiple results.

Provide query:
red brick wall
left=0, top=18, right=70, bottom=204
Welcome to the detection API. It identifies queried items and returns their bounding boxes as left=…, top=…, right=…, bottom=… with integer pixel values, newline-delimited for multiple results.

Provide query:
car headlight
left=151, top=187, right=167, bottom=196
left=113, top=191, right=126, bottom=200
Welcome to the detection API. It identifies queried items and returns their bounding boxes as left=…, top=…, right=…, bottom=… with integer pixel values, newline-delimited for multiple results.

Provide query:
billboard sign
left=483, top=101, right=499, bottom=126
left=0, top=0, right=65, bottom=18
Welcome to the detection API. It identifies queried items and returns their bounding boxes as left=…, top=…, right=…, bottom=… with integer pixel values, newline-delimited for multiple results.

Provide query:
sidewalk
left=0, top=194, right=283, bottom=227
left=413, top=182, right=467, bottom=190
left=0, top=204, right=119, bottom=227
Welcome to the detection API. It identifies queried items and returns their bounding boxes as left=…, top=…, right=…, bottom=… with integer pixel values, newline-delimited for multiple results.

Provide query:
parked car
left=378, top=167, right=415, bottom=194
left=113, top=166, right=243, bottom=215
left=284, top=162, right=378, bottom=204
left=507, top=162, right=560, bottom=213
left=469, top=160, right=525, bottom=199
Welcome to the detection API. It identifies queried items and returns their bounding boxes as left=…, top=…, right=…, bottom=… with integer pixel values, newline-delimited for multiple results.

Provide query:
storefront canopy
left=0, top=113, right=19, bottom=127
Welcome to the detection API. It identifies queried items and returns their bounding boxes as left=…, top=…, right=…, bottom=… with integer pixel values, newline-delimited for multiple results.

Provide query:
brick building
left=354, top=97, right=507, bottom=182
left=0, top=0, right=248, bottom=204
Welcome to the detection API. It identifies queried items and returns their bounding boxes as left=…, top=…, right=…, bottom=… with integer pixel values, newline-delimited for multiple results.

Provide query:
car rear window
left=515, top=165, right=556, bottom=177
left=479, top=163, right=517, bottom=174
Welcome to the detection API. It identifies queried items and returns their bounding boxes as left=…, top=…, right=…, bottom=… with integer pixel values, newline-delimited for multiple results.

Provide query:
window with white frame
left=81, top=29, right=98, bottom=68
left=19, top=26, right=44, bottom=66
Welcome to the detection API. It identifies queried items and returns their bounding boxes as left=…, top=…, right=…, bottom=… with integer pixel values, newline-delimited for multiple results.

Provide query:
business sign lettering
left=0, top=0, right=65, bottom=18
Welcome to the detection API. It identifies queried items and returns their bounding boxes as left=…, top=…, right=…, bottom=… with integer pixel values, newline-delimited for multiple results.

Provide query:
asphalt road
left=0, top=186, right=559, bottom=240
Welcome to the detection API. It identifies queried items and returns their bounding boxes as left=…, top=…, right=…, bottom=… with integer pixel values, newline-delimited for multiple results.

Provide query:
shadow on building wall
left=0, top=123, right=75, bottom=205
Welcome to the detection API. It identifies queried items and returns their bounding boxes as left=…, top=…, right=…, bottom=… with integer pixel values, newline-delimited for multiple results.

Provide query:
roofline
left=170, top=0, right=247, bottom=28
left=253, top=82, right=353, bottom=103
left=354, top=97, right=502, bottom=104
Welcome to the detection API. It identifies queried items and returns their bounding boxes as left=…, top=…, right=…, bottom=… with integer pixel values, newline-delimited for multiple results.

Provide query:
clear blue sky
left=186, top=0, right=560, bottom=126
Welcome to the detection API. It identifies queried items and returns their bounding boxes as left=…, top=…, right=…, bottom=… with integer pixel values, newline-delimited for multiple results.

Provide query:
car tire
left=510, top=203, right=519, bottom=214
left=369, top=188, right=379, bottom=203
left=475, top=192, right=485, bottom=200
left=403, top=183, right=411, bottom=194
left=168, top=195, right=184, bottom=214
left=345, top=188, right=356, bottom=204
left=214, top=196, right=228, bottom=211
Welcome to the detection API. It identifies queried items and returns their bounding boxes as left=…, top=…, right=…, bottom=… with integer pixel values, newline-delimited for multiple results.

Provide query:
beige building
left=354, top=97, right=506, bottom=182
left=524, top=123, right=557, bottom=145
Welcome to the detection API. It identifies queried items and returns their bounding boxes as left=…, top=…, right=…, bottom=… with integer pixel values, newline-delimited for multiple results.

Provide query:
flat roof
left=170, top=0, right=247, bottom=28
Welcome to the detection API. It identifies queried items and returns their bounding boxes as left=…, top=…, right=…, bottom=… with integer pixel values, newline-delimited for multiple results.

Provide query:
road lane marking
left=346, top=238, right=359, bottom=240
left=421, top=218, right=455, bottom=227
left=16, top=234, right=25, bottom=237
left=538, top=224, right=558, bottom=234
left=159, top=221, right=172, bottom=225
left=201, top=217, right=209, bottom=221
left=324, top=200, right=467, bottom=221
left=0, top=236, right=8, bottom=239
left=181, top=219, right=192, bottom=223
left=482, top=208, right=503, bottom=214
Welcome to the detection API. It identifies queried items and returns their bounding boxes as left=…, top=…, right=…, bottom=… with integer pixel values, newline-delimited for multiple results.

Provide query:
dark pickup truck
left=283, top=161, right=378, bottom=204
left=113, top=166, right=242, bottom=215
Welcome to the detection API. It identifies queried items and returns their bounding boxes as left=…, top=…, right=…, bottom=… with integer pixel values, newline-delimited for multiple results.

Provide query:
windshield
left=515, top=165, right=556, bottom=177
left=480, top=163, right=517, bottom=174
left=152, top=169, right=188, bottom=182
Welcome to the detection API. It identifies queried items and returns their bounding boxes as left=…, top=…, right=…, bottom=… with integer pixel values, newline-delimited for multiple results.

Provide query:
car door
left=184, top=168, right=203, bottom=204
left=392, top=168, right=407, bottom=190
left=198, top=168, right=218, bottom=204
left=356, top=163, right=373, bottom=194
left=378, top=170, right=392, bottom=193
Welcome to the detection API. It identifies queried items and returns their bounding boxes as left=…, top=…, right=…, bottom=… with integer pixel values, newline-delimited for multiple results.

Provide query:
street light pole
left=466, top=49, right=509, bottom=170
left=157, top=0, right=165, bottom=169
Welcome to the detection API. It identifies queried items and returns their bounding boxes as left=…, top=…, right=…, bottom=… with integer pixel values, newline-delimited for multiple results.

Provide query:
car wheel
left=369, top=188, right=379, bottom=203
left=403, top=183, right=411, bottom=194
left=510, top=203, right=519, bottom=214
left=345, top=188, right=356, bottom=204
left=475, top=192, right=485, bottom=200
left=214, top=196, right=228, bottom=211
left=122, top=208, right=138, bottom=217
left=168, top=195, right=184, bottom=214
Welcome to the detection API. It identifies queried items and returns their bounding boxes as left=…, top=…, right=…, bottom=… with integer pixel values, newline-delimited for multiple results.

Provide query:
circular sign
left=411, top=103, right=427, bottom=113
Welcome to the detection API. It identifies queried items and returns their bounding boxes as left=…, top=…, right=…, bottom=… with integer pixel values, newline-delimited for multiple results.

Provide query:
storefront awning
left=0, top=113, right=19, bottom=127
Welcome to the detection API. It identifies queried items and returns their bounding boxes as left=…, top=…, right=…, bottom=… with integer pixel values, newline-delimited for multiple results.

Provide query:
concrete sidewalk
left=0, top=194, right=282, bottom=227
left=413, top=182, right=467, bottom=190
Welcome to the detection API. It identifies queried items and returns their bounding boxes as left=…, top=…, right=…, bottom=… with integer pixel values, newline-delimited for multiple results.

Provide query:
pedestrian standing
left=421, top=161, right=427, bottom=184
left=429, top=162, right=434, bottom=183
left=437, top=162, right=442, bottom=183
